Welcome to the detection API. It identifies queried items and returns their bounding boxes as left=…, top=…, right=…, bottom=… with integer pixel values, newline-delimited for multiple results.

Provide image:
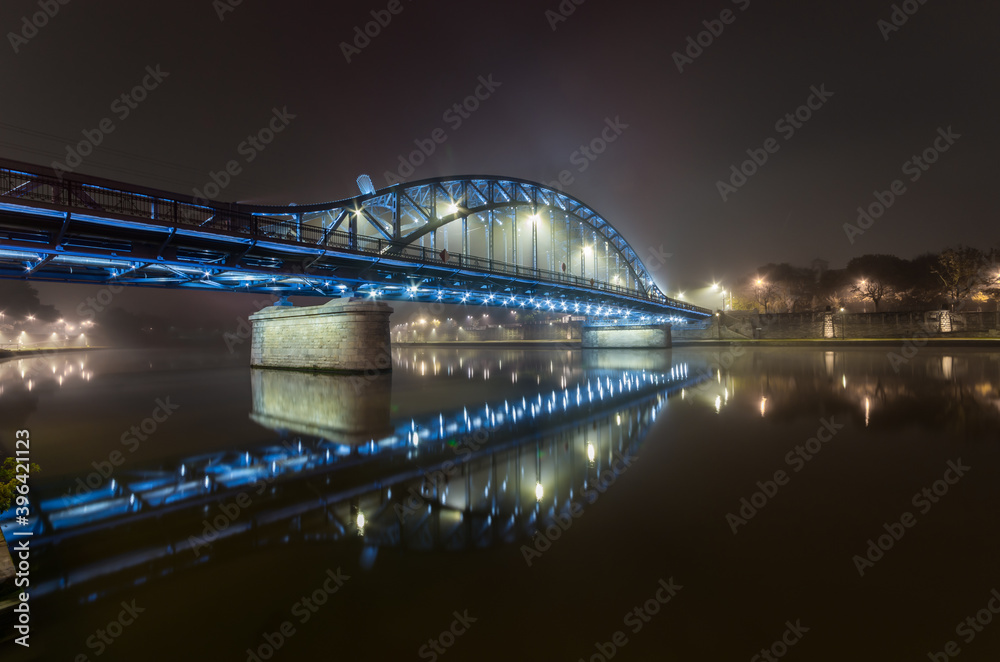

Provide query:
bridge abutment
left=581, top=323, right=672, bottom=349
left=250, top=298, right=393, bottom=372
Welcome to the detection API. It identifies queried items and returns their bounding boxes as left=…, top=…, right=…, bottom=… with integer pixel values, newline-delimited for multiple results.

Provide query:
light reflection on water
left=0, top=347, right=708, bottom=604
left=1, top=346, right=998, bottom=605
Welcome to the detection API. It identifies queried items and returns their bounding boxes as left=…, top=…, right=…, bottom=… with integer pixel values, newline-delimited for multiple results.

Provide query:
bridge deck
left=0, top=159, right=711, bottom=320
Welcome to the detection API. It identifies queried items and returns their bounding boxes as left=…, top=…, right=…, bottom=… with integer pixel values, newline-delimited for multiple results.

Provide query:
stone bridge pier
left=250, top=298, right=393, bottom=372
left=581, top=323, right=672, bottom=349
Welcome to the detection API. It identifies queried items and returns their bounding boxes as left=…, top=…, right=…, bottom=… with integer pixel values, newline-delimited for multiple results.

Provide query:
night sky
left=2, top=0, right=998, bottom=320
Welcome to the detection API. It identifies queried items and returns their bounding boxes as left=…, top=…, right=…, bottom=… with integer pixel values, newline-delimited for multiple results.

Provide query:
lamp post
left=713, top=283, right=728, bottom=310
left=753, top=278, right=766, bottom=314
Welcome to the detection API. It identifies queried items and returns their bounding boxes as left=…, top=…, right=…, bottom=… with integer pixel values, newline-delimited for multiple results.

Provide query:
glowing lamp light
left=446, top=203, right=458, bottom=215
left=586, top=442, right=595, bottom=463
left=357, top=511, right=366, bottom=529
left=535, top=482, right=544, bottom=501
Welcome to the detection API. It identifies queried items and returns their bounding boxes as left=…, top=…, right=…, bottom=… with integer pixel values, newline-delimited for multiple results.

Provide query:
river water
left=1, top=345, right=999, bottom=661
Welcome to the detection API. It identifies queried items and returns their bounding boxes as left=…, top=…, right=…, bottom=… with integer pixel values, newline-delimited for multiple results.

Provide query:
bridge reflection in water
left=19, top=353, right=706, bottom=603
left=8, top=347, right=999, bottom=603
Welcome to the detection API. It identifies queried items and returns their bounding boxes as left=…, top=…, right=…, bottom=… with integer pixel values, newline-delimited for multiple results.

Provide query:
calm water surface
left=2, top=345, right=999, bottom=661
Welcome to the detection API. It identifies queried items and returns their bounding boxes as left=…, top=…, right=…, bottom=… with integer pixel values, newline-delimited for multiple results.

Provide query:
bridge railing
left=0, top=164, right=710, bottom=316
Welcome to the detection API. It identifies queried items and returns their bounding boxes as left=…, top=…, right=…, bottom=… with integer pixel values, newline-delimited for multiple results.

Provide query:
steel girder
left=0, top=158, right=710, bottom=321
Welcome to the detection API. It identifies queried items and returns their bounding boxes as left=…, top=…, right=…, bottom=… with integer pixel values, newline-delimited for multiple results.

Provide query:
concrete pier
left=581, top=323, right=672, bottom=349
left=249, top=298, right=393, bottom=372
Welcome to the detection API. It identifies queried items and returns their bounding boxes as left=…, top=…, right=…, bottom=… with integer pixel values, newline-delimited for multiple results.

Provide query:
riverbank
left=0, top=347, right=103, bottom=363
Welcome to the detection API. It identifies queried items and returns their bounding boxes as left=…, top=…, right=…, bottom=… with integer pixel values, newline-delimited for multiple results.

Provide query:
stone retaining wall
left=676, top=310, right=1000, bottom=340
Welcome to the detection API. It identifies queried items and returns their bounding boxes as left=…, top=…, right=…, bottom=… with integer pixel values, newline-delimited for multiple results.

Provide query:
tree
left=0, top=281, right=60, bottom=322
left=979, top=250, right=1000, bottom=310
left=0, top=457, right=40, bottom=513
left=897, top=253, right=941, bottom=308
left=933, top=246, right=986, bottom=306
left=846, top=254, right=906, bottom=311
left=817, top=268, right=850, bottom=310
left=750, top=276, right=779, bottom=314
left=747, top=263, right=823, bottom=312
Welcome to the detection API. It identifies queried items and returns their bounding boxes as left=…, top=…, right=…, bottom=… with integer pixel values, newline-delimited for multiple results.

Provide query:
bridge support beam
left=581, top=323, right=671, bottom=349
left=250, top=298, right=393, bottom=372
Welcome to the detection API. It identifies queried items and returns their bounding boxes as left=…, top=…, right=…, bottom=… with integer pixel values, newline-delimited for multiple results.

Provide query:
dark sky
left=2, top=0, right=998, bottom=320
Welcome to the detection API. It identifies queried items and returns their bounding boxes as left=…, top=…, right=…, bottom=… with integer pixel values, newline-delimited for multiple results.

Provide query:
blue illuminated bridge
left=0, top=158, right=710, bottom=322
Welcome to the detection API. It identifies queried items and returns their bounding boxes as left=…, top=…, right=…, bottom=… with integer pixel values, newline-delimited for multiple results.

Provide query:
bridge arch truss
left=0, top=161, right=709, bottom=321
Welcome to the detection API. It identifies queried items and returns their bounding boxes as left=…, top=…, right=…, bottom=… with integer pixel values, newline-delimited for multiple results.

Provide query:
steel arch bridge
left=0, top=158, right=710, bottom=321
